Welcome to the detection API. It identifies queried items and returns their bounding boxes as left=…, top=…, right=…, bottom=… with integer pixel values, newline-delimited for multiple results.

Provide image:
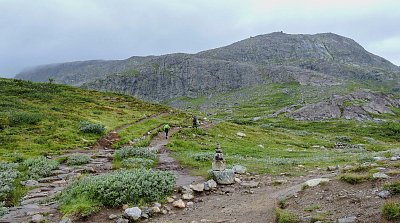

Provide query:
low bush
left=384, top=181, right=400, bottom=195
left=79, top=121, right=105, bottom=134
left=121, top=157, right=154, bottom=169
left=59, top=169, right=175, bottom=216
left=275, top=208, right=300, bottom=223
left=189, top=152, right=214, bottom=162
left=382, top=201, right=400, bottom=221
left=67, top=154, right=91, bottom=166
left=114, top=146, right=157, bottom=160
left=8, top=112, right=43, bottom=126
left=0, top=202, right=7, bottom=218
left=0, top=162, right=19, bottom=201
left=339, top=173, right=371, bottom=184
left=23, top=157, right=59, bottom=179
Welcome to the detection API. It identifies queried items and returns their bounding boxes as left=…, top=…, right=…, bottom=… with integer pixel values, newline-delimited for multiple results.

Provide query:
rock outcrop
left=288, top=91, right=400, bottom=121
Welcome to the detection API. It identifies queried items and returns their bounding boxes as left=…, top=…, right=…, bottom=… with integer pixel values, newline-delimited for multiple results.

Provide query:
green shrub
left=67, top=154, right=91, bottom=166
left=275, top=208, right=300, bottom=223
left=114, top=146, right=157, bottom=160
left=189, top=152, right=214, bottom=162
left=382, top=201, right=400, bottom=221
left=8, top=112, right=43, bottom=126
left=121, top=158, right=154, bottom=169
left=23, top=157, right=59, bottom=179
left=59, top=169, right=175, bottom=216
left=79, top=121, right=105, bottom=134
left=339, top=173, right=371, bottom=184
left=384, top=181, right=400, bottom=195
left=0, top=162, right=19, bottom=201
left=0, top=202, right=7, bottom=218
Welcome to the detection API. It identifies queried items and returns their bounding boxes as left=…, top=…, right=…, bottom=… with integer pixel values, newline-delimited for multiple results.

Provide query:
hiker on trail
left=163, top=123, right=171, bottom=139
left=192, top=115, right=199, bottom=128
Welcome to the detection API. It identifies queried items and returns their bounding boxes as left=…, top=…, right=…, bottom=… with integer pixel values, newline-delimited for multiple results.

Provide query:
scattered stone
left=221, top=186, right=235, bottom=194
left=109, top=214, right=118, bottom=220
left=343, top=165, right=354, bottom=171
left=377, top=190, right=391, bottom=199
left=161, top=209, right=168, bottom=214
left=337, top=216, right=357, bottom=223
left=37, top=176, right=60, bottom=183
left=172, top=199, right=186, bottom=208
left=390, top=156, right=400, bottom=161
left=236, top=132, right=246, bottom=137
left=151, top=206, right=161, bottom=214
left=304, top=178, right=330, bottom=187
left=53, top=179, right=67, bottom=185
left=181, top=185, right=194, bottom=194
left=153, top=202, right=161, bottom=208
left=124, top=207, right=142, bottom=221
left=327, top=166, right=338, bottom=171
left=141, top=209, right=149, bottom=219
left=186, top=201, right=194, bottom=207
left=166, top=197, right=175, bottom=203
left=212, top=169, right=235, bottom=185
left=190, top=183, right=205, bottom=192
left=59, top=217, right=71, bottom=223
left=373, top=157, right=387, bottom=161
left=373, top=172, right=390, bottom=179
left=24, top=192, right=49, bottom=199
left=234, top=177, right=241, bottom=183
left=182, top=193, right=194, bottom=200
left=22, top=180, right=39, bottom=187
left=116, top=218, right=129, bottom=223
left=232, top=165, right=247, bottom=174
left=205, top=179, right=217, bottom=189
left=272, top=179, right=288, bottom=185
left=240, top=181, right=259, bottom=188
left=122, top=204, right=129, bottom=210
left=31, top=214, right=45, bottom=223
left=258, top=144, right=265, bottom=149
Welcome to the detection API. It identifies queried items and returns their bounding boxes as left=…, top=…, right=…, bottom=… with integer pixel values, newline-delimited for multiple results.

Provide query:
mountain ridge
left=16, top=32, right=400, bottom=103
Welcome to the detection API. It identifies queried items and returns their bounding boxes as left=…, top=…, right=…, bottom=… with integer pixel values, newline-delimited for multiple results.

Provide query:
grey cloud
left=0, top=0, right=399, bottom=78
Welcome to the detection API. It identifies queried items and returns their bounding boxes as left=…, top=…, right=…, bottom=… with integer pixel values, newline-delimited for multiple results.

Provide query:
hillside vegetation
left=0, top=78, right=170, bottom=161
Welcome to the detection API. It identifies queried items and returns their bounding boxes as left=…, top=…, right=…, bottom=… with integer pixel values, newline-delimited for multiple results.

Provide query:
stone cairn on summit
left=211, top=144, right=235, bottom=184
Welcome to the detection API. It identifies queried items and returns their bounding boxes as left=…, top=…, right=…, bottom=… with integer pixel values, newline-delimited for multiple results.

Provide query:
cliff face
left=16, top=32, right=400, bottom=102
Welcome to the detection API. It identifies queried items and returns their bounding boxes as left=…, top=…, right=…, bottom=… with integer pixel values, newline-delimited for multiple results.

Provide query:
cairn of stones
left=211, top=144, right=234, bottom=184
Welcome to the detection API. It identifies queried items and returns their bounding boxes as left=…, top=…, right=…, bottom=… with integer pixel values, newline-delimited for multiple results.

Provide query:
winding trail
left=0, top=112, right=175, bottom=223
left=1, top=115, right=336, bottom=223
left=149, top=127, right=204, bottom=186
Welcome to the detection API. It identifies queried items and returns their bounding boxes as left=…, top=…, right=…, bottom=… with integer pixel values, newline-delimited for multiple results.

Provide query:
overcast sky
left=0, top=0, right=399, bottom=77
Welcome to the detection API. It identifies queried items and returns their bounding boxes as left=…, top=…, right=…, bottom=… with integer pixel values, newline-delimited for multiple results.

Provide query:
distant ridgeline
left=15, top=32, right=400, bottom=121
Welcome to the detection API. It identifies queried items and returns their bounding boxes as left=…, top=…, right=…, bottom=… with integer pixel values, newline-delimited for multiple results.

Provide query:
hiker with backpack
left=163, top=123, right=171, bottom=139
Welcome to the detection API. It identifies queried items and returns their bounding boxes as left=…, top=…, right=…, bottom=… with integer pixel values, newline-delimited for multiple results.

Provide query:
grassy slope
left=166, top=82, right=400, bottom=176
left=0, top=78, right=172, bottom=161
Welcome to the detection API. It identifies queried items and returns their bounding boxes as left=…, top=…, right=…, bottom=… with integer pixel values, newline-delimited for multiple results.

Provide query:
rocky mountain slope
left=16, top=32, right=400, bottom=103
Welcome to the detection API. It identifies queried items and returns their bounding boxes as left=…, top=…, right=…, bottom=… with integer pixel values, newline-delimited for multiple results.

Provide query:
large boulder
left=212, top=169, right=235, bottom=185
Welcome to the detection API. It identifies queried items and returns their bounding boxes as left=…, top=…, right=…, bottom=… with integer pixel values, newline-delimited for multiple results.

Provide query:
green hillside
left=0, top=78, right=173, bottom=161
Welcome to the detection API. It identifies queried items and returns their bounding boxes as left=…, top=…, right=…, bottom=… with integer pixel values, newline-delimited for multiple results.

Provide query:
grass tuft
left=382, top=201, right=400, bottom=221
left=275, top=208, right=300, bottom=223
